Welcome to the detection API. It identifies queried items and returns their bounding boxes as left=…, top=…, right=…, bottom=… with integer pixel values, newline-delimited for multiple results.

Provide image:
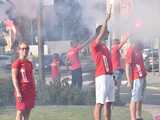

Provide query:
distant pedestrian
left=66, top=38, right=92, bottom=89
left=51, top=53, right=61, bottom=86
left=66, top=40, right=83, bottom=89
left=111, top=33, right=128, bottom=105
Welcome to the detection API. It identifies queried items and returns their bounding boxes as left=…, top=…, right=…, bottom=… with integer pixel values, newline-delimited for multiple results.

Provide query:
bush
left=0, top=79, right=14, bottom=106
left=0, top=79, right=95, bottom=106
left=37, top=85, right=95, bottom=105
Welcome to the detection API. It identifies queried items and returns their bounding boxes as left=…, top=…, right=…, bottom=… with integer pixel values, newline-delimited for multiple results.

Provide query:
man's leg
left=136, top=78, right=146, bottom=120
left=77, top=68, right=82, bottom=89
left=130, top=101, right=137, bottom=120
left=23, top=109, right=31, bottom=120
left=77, top=76, right=82, bottom=89
left=71, top=70, right=76, bottom=88
left=94, top=103, right=103, bottom=120
left=115, top=70, right=123, bottom=103
left=136, top=101, right=143, bottom=119
left=16, top=110, right=23, bottom=120
left=115, top=80, right=121, bottom=102
left=136, top=101, right=142, bottom=119
left=104, top=102, right=112, bottom=120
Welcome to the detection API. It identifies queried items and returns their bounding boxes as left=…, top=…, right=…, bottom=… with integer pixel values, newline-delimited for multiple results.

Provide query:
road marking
left=120, top=93, right=128, bottom=95
left=121, top=81, right=128, bottom=86
left=147, top=86, right=160, bottom=91
left=151, top=93, right=160, bottom=96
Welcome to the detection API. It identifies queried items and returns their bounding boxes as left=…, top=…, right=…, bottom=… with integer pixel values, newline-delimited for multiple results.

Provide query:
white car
left=0, top=54, right=11, bottom=69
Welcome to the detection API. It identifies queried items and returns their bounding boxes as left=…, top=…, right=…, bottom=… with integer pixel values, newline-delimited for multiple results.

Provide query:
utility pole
left=158, top=38, right=160, bottom=73
left=37, top=0, right=46, bottom=104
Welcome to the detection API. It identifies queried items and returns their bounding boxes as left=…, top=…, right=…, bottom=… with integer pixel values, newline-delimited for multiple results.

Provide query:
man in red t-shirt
left=12, top=41, right=36, bottom=120
left=111, top=33, right=128, bottom=104
left=66, top=40, right=83, bottom=89
left=125, top=40, right=147, bottom=120
left=90, top=13, right=115, bottom=120
left=66, top=35, right=95, bottom=89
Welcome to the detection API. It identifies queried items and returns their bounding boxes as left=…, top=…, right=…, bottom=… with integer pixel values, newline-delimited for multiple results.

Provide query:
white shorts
left=95, top=74, right=115, bottom=104
left=131, top=78, right=146, bottom=102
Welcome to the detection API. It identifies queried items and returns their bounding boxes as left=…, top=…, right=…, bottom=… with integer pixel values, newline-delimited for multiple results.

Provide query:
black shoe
left=136, top=118, right=143, bottom=120
left=113, top=100, right=125, bottom=106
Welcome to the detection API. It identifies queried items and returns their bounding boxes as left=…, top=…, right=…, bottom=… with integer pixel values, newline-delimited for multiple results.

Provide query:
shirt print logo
left=102, top=55, right=109, bottom=72
left=135, top=53, right=139, bottom=57
left=20, top=64, right=29, bottom=83
left=68, top=51, right=74, bottom=56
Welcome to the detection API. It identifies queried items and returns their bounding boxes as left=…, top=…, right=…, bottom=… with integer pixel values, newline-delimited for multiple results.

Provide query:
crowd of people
left=11, top=9, right=147, bottom=120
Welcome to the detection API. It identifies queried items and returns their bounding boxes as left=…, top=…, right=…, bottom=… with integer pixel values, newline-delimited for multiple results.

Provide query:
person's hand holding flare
left=106, top=5, right=112, bottom=21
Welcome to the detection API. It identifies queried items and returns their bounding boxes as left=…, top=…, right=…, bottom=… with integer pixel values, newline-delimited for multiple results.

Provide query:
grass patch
left=0, top=106, right=152, bottom=120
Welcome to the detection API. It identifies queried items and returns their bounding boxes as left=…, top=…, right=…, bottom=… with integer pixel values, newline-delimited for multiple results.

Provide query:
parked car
left=143, top=49, right=151, bottom=60
left=0, top=54, right=11, bottom=70
left=34, top=55, right=53, bottom=72
left=143, top=49, right=159, bottom=72
left=0, top=54, right=11, bottom=84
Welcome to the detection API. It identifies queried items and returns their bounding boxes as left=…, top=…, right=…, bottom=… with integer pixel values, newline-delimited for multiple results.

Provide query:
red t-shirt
left=51, top=58, right=60, bottom=79
left=90, top=40, right=113, bottom=77
left=12, top=59, right=35, bottom=85
left=67, top=46, right=81, bottom=70
left=12, top=59, right=35, bottom=111
left=111, top=44, right=121, bottom=71
left=125, top=47, right=147, bottom=80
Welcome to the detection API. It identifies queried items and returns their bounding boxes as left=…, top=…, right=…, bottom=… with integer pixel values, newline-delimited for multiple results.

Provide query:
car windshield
left=0, top=56, right=10, bottom=60
left=143, top=49, right=159, bottom=57
left=44, top=55, right=53, bottom=64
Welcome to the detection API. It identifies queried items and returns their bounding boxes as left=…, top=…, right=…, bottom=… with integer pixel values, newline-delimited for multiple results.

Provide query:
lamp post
left=37, top=0, right=46, bottom=104
left=158, top=38, right=160, bottom=73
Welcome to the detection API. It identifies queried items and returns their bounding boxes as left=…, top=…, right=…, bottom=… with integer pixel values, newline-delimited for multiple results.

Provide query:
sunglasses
left=19, top=47, right=29, bottom=51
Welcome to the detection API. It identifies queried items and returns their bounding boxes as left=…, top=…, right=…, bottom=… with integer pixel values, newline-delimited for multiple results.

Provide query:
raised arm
left=95, top=7, right=112, bottom=44
left=78, top=39, right=92, bottom=50
left=118, top=32, right=129, bottom=49
left=77, top=7, right=112, bottom=49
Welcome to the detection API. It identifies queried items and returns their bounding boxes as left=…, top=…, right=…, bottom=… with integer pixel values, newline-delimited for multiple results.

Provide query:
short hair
left=113, top=38, right=120, bottom=43
left=95, top=25, right=109, bottom=36
left=128, top=39, right=143, bottom=48
left=70, top=40, right=78, bottom=46
left=135, top=41, right=143, bottom=49
left=18, top=41, right=29, bottom=48
left=96, top=25, right=103, bottom=35
left=53, top=53, right=59, bottom=58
